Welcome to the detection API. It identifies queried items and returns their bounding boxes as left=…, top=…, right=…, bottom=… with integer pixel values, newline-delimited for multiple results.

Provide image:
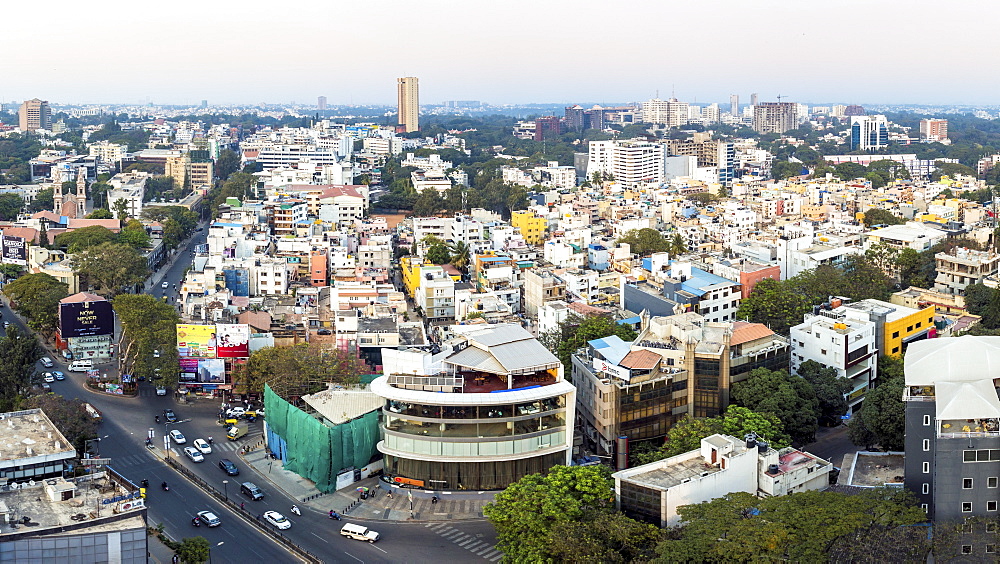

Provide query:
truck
left=82, top=403, right=102, bottom=422
left=226, top=422, right=248, bottom=441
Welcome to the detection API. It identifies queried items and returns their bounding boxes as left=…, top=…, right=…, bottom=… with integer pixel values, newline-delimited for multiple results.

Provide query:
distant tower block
left=318, top=96, right=328, bottom=110
left=397, top=77, right=419, bottom=132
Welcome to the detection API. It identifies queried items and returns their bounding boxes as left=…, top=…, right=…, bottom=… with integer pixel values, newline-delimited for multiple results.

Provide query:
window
left=988, top=545, right=997, bottom=554
left=916, top=322, right=922, bottom=329
left=892, top=347, right=900, bottom=354
left=990, top=501, right=998, bottom=511
left=962, top=545, right=973, bottom=554
left=923, top=439, right=931, bottom=451
left=990, top=477, right=998, bottom=488
left=965, top=478, right=974, bottom=489
left=892, top=331, right=900, bottom=339
left=821, top=349, right=827, bottom=355
left=924, top=415, right=932, bottom=426
left=921, top=503, right=928, bottom=513
left=907, top=325, right=913, bottom=332
left=989, top=522, right=998, bottom=532
left=922, top=483, right=930, bottom=494
left=923, top=462, right=930, bottom=473
left=963, top=502, right=973, bottom=512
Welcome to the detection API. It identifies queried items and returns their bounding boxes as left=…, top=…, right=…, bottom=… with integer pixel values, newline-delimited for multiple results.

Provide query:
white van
left=68, top=360, right=93, bottom=373
left=340, top=523, right=380, bottom=543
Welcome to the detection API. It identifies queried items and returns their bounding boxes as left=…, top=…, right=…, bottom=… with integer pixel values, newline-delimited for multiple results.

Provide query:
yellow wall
left=511, top=211, right=546, bottom=245
left=883, top=305, right=935, bottom=356
left=401, top=256, right=427, bottom=299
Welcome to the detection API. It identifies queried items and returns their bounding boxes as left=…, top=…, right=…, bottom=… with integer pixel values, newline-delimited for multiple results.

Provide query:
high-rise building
left=730, top=94, right=739, bottom=116
left=903, top=336, right=1000, bottom=524
left=752, top=102, right=797, bottom=134
left=200, top=100, right=208, bottom=109
left=318, top=96, right=328, bottom=110
left=641, top=98, right=689, bottom=128
left=396, top=76, right=419, bottom=133
left=850, top=115, right=889, bottom=151
left=564, top=105, right=585, bottom=131
left=18, top=98, right=51, bottom=131
left=844, top=105, right=866, bottom=117
left=750, top=92, right=759, bottom=106
left=587, top=138, right=664, bottom=188
left=702, top=103, right=720, bottom=124
left=920, top=119, right=948, bottom=143
left=533, top=116, right=562, bottom=141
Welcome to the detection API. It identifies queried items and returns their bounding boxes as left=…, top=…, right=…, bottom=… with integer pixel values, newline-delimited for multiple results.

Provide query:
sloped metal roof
left=444, top=346, right=507, bottom=375
left=936, top=380, right=1000, bottom=420
left=905, top=336, right=1000, bottom=386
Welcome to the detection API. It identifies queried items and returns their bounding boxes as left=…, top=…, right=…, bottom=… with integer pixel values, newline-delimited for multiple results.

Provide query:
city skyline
left=2, top=1, right=999, bottom=106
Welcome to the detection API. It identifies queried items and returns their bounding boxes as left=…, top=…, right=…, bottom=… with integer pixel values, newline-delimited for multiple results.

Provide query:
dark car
left=317, top=329, right=332, bottom=335
left=218, top=459, right=239, bottom=476
left=163, top=409, right=178, bottom=423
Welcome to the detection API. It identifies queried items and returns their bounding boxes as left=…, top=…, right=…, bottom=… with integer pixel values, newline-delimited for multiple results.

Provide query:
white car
left=42, top=372, right=55, bottom=383
left=226, top=407, right=246, bottom=418
left=40, top=357, right=54, bottom=368
left=161, top=281, right=169, bottom=289
left=263, top=510, right=291, bottom=530
left=183, top=446, right=204, bottom=462
left=193, top=438, right=212, bottom=455
left=156, top=386, right=167, bottom=396
left=169, top=430, right=186, bottom=444
left=196, top=510, right=221, bottom=527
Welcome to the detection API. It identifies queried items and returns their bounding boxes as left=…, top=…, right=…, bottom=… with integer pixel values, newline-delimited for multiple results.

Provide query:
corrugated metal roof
left=731, top=321, right=775, bottom=346
left=490, top=339, right=560, bottom=373
left=444, top=346, right=507, bottom=375
left=464, top=324, right=532, bottom=347
left=619, top=349, right=660, bottom=370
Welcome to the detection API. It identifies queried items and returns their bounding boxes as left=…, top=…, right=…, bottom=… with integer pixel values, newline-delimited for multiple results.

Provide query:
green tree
left=772, top=160, right=803, bottom=180
left=3, top=273, right=69, bottom=335
left=112, top=198, right=129, bottom=220
left=897, top=247, right=928, bottom=288
left=0, top=193, right=23, bottom=220
left=72, top=242, right=149, bottom=296
left=657, top=488, right=927, bottom=563
left=635, top=405, right=790, bottom=465
left=734, top=278, right=810, bottom=335
left=964, top=283, right=994, bottom=317
left=113, top=294, right=180, bottom=387
left=616, top=228, right=671, bottom=256
left=484, top=465, right=615, bottom=563
left=175, top=536, right=211, bottom=564
left=29, top=187, right=54, bottom=213
left=865, top=241, right=900, bottom=277
left=0, top=326, right=43, bottom=412
left=862, top=207, right=906, bottom=227
left=425, top=242, right=451, bottom=265
left=548, top=509, right=661, bottom=563
left=412, top=188, right=444, bottom=217
left=447, top=241, right=471, bottom=274
left=668, top=233, right=687, bottom=256
left=797, top=360, right=853, bottom=426
left=85, top=208, right=114, bottom=219
left=54, top=225, right=116, bottom=254
left=215, top=149, right=240, bottom=180
left=117, top=218, right=151, bottom=249
left=21, top=393, right=98, bottom=453
left=731, top=367, right=819, bottom=444
left=38, top=222, right=48, bottom=248
left=238, top=343, right=365, bottom=397
left=840, top=254, right=895, bottom=302
left=850, top=372, right=906, bottom=451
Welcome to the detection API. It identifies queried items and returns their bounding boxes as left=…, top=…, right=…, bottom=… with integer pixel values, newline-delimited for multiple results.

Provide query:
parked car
left=263, top=511, right=291, bottom=530
left=183, top=446, right=204, bottom=462
left=193, top=439, right=212, bottom=455
left=155, top=386, right=167, bottom=396
left=163, top=409, right=177, bottom=423
left=317, top=329, right=332, bottom=335
left=196, top=511, right=221, bottom=527
left=169, top=430, right=186, bottom=444
left=52, top=371, right=65, bottom=381
left=42, top=372, right=55, bottom=383
left=218, top=459, right=239, bottom=476
left=40, top=357, right=54, bottom=368
left=40, top=382, right=51, bottom=392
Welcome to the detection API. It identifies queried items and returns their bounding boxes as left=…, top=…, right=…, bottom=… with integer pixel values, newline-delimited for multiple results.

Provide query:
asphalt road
left=15, top=225, right=501, bottom=563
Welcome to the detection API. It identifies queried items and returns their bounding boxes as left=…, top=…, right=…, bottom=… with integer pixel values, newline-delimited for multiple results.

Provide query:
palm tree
left=448, top=241, right=472, bottom=274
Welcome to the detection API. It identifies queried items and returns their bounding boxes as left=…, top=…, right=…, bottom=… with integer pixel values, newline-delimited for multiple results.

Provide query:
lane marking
left=310, top=532, right=329, bottom=543
left=371, top=545, right=387, bottom=554
left=343, top=552, right=364, bottom=563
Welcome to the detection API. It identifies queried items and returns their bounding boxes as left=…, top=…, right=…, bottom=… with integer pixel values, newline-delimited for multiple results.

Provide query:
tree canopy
left=616, top=228, right=671, bottom=256
left=538, top=314, right=638, bottom=379
left=21, top=394, right=98, bottom=453
left=235, top=343, right=366, bottom=397
left=0, top=326, right=43, bottom=412
left=731, top=367, right=819, bottom=444
left=3, top=273, right=69, bottom=335
left=72, top=242, right=149, bottom=296
left=113, top=294, right=180, bottom=387
left=848, top=361, right=906, bottom=451
left=797, top=360, right=852, bottom=426
left=862, top=207, right=906, bottom=228
left=53, top=225, right=117, bottom=254
left=658, top=488, right=927, bottom=562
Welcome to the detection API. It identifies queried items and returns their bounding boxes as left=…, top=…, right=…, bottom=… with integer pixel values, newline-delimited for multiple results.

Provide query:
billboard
left=216, top=324, right=250, bottom=358
left=176, top=324, right=216, bottom=358
left=196, top=358, right=225, bottom=383
left=60, top=300, right=115, bottom=338
left=179, top=358, right=199, bottom=381
left=2, top=235, right=27, bottom=265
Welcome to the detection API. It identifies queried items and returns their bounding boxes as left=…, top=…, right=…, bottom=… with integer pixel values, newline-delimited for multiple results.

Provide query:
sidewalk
left=239, top=447, right=495, bottom=523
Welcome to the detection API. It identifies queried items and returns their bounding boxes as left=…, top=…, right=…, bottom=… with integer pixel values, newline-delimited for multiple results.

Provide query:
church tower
left=52, top=180, right=63, bottom=215
left=75, top=167, right=87, bottom=218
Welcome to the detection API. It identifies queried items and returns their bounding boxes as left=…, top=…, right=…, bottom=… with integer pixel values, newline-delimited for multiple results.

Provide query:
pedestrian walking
left=387, top=490, right=392, bottom=499
left=240, top=502, right=245, bottom=510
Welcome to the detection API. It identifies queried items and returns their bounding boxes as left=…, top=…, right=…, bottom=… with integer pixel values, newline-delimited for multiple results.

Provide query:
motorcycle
left=290, top=505, right=301, bottom=516
left=162, top=482, right=170, bottom=491
left=155, top=415, right=160, bottom=423
left=140, top=479, right=149, bottom=488
left=192, top=517, right=201, bottom=527
left=328, top=511, right=342, bottom=521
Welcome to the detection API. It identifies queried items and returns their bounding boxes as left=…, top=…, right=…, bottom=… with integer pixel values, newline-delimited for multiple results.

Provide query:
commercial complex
left=397, top=77, right=419, bottom=133
left=18, top=98, right=51, bottom=131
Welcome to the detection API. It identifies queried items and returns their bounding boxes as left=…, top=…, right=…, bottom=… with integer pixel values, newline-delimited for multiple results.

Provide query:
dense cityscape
left=2, top=82, right=1000, bottom=562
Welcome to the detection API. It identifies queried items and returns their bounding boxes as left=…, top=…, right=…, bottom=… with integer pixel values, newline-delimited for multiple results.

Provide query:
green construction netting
left=264, top=384, right=381, bottom=493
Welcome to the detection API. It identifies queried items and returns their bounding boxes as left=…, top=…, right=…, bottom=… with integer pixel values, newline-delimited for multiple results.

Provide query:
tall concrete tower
left=397, top=77, right=420, bottom=133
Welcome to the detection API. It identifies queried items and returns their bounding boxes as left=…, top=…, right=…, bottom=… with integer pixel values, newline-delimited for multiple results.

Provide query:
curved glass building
left=372, top=324, right=575, bottom=490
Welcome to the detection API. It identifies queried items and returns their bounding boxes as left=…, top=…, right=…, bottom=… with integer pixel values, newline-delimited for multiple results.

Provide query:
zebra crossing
left=424, top=522, right=503, bottom=561
left=108, top=440, right=243, bottom=469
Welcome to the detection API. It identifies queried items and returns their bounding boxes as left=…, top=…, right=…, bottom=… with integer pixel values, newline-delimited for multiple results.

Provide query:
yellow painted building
left=511, top=210, right=547, bottom=245
left=401, top=255, right=430, bottom=300
left=881, top=303, right=935, bottom=357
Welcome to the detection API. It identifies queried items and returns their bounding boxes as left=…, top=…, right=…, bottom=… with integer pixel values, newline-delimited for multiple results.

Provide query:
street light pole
left=222, top=480, right=229, bottom=502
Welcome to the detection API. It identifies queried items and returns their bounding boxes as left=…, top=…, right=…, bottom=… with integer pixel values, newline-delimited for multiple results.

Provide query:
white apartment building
left=543, top=240, right=586, bottom=269
left=561, top=269, right=600, bottom=304
left=363, top=136, right=403, bottom=156
left=934, top=247, right=1000, bottom=295
left=790, top=311, right=878, bottom=413
left=863, top=222, right=948, bottom=252
left=401, top=153, right=452, bottom=171
left=587, top=139, right=664, bottom=188
left=107, top=171, right=148, bottom=219
left=448, top=214, right=485, bottom=251
left=255, top=146, right=344, bottom=171
left=416, top=268, right=455, bottom=321
left=411, top=169, right=452, bottom=194
left=412, top=217, right=447, bottom=250
left=87, top=141, right=127, bottom=166
left=251, top=257, right=291, bottom=296
left=641, top=98, right=689, bottom=128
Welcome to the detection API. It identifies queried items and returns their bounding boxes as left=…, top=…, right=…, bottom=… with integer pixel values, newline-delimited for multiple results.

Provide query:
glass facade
left=619, top=481, right=662, bottom=526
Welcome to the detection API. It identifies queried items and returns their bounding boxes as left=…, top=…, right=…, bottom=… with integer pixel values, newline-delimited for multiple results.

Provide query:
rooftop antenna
left=777, top=94, right=786, bottom=102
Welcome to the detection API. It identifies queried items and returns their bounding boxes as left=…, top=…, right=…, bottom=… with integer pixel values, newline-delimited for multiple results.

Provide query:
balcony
left=457, top=370, right=557, bottom=393
left=904, top=385, right=935, bottom=402
left=940, top=418, right=1000, bottom=438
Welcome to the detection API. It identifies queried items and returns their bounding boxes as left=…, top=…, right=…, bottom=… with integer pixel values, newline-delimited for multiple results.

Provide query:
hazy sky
left=4, top=0, right=998, bottom=107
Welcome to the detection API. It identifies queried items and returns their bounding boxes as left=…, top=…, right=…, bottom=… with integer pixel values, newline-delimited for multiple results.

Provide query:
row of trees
left=616, top=228, right=686, bottom=256
left=232, top=343, right=368, bottom=398
left=114, top=294, right=180, bottom=388
left=484, top=464, right=929, bottom=563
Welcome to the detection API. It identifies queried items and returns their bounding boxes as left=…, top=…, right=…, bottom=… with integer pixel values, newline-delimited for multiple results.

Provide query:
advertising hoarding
left=196, top=358, right=225, bottom=383
left=176, top=324, right=216, bottom=358
left=59, top=300, right=115, bottom=338
left=2, top=235, right=27, bottom=265
left=216, top=324, right=250, bottom=358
